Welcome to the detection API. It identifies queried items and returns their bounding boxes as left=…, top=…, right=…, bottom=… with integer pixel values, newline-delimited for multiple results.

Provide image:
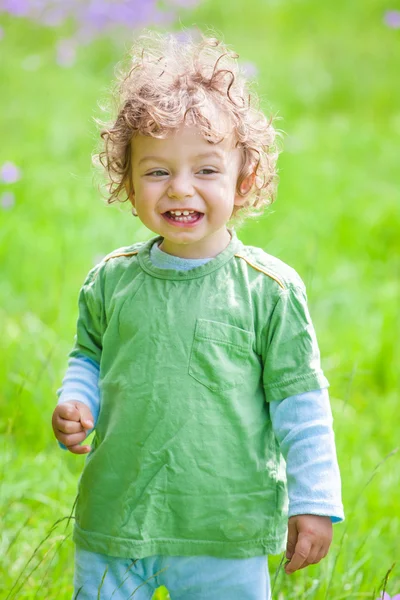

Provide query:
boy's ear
left=234, top=172, right=256, bottom=207
left=125, top=179, right=135, bottom=207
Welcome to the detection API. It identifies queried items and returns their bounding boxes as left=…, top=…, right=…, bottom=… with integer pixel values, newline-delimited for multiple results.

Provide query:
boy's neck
left=158, top=228, right=232, bottom=259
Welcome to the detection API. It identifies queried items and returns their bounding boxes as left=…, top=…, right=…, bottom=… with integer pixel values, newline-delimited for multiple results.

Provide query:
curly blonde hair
left=94, top=29, right=280, bottom=223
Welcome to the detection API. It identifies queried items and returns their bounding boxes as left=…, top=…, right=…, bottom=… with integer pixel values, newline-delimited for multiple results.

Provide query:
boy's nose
left=167, top=176, right=195, bottom=200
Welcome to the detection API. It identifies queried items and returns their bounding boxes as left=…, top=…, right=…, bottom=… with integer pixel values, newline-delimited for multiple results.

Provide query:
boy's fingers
left=68, top=444, right=92, bottom=455
left=288, top=545, right=323, bottom=572
left=75, top=403, right=94, bottom=430
left=56, top=418, right=84, bottom=435
left=52, top=403, right=94, bottom=454
left=53, top=402, right=94, bottom=430
left=57, top=403, right=81, bottom=422
left=57, top=431, right=88, bottom=448
left=285, top=537, right=312, bottom=574
left=308, top=546, right=324, bottom=566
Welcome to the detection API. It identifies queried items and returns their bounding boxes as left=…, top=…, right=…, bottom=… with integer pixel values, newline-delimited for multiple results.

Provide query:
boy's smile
left=162, top=209, right=204, bottom=227
left=128, top=125, right=251, bottom=259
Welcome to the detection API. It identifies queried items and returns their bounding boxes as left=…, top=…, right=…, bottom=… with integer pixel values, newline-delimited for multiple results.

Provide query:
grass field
left=1, top=0, right=399, bottom=598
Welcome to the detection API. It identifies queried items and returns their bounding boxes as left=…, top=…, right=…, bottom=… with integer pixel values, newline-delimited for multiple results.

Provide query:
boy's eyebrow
left=138, top=151, right=225, bottom=166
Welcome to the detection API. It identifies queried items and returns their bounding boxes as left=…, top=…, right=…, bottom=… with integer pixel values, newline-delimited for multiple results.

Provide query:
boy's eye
left=145, top=168, right=217, bottom=177
left=198, top=168, right=217, bottom=175
left=147, top=170, right=168, bottom=177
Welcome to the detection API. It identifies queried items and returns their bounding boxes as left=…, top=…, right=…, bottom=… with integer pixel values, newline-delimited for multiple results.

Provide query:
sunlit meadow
left=1, top=0, right=399, bottom=598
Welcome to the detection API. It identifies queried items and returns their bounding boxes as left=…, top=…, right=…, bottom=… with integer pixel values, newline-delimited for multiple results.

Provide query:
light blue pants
left=73, top=547, right=271, bottom=600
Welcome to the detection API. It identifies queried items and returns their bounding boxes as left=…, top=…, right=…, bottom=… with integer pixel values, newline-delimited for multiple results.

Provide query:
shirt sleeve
left=270, top=388, right=344, bottom=523
left=69, top=266, right=104, bottom=364
left=262, top=283, right=329, bottom=402
left=56, top=265, right=104, bottom=450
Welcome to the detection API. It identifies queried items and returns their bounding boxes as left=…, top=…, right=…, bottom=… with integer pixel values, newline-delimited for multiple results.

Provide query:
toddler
left=52, top=31, right=344, bottom=600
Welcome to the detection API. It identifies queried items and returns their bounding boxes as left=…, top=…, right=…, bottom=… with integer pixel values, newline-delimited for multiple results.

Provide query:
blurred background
left=1, top=0, right=399, bottom=597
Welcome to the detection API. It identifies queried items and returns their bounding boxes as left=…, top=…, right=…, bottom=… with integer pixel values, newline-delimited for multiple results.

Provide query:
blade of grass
left=324, top=448, right=399, bottom=599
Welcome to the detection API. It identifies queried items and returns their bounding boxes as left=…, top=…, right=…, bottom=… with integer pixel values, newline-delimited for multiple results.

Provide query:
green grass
left=1, top=0, right=399, bottom=597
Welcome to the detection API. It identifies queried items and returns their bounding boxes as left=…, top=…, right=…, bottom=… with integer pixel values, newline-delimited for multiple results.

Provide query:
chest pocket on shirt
left=188, top=319, right=253, bottom=392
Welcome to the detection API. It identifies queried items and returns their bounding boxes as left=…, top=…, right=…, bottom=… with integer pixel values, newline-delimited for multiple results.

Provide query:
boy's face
left=128, top=125, right=251, bottom=258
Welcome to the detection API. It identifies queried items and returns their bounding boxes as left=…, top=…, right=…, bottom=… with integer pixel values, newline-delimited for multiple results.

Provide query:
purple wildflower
left=376, top=593, right=400, bottom=600
left=0, top=0, right=203, bottom=42
left=75, top=24, right=96, bottom=46
left=0, top=191, right=16, bottom=210
left=172, top=28, right=201, bottom=44
left=2, top=0, right=29, bottom=16
left=384, top=10, right=400, bottom=29
left=40, top=6, right=69, bottom=27
left=0, top=161, right=21, bottom=184
left=241, top=61, right=259, bottom=79
left=56, top=38, right=77, bottom=68
left=81, top=2, right=111, bottom=33
left=167, top=0, right=201, bottom=6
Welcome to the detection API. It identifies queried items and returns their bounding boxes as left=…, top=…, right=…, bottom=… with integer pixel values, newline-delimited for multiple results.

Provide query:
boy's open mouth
left=162, top=210, right=203, bottom=225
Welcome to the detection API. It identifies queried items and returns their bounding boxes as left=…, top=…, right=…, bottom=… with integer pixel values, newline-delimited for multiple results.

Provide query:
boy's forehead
left=131, top=125, right=238, bottom=161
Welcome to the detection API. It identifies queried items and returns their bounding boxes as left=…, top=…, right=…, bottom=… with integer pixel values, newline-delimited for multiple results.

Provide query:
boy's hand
left=284, top=514, right=332, bottom=575
left=52, top=401, right=94, bottom=455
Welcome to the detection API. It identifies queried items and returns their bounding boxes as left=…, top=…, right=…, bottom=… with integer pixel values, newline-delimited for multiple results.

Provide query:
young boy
left=52, top=31, right=344, bottom=600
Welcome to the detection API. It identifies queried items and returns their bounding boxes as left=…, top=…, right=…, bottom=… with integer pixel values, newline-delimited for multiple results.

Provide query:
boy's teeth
left=166, top=211, right=200, bottom=222
left=169, top=210, right=195, bottom=216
